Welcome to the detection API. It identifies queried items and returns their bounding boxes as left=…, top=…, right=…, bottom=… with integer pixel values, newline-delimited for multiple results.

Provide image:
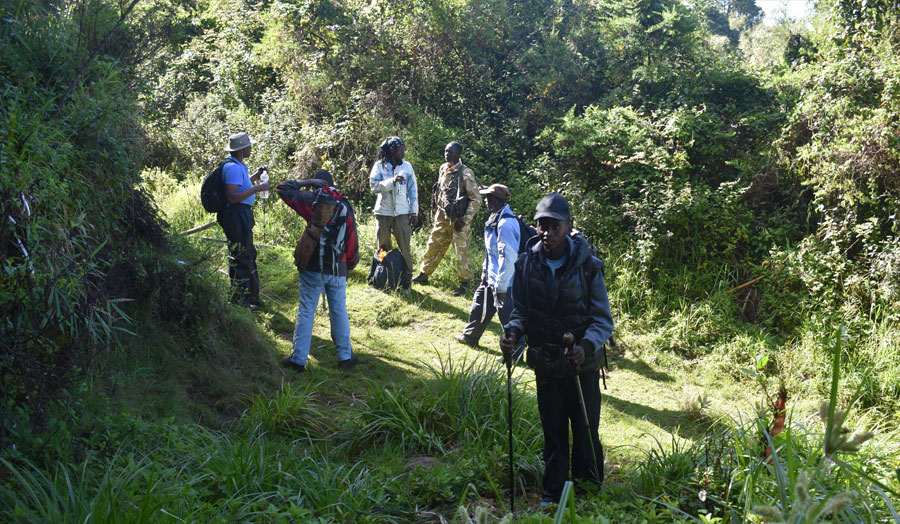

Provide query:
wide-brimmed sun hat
left=479, top=183, right=510, bottom=200
left=224, top=132, right=255, bottom=152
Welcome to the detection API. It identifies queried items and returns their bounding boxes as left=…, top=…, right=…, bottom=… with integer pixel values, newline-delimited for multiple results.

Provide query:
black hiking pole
left=563, top=332, right=602, bottom=483
left=503, top=329, right=515, bottom=513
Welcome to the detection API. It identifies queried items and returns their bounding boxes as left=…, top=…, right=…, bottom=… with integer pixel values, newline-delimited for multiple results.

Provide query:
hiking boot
left=452, top=282, right=470, bottom=297
left=412, top=272, right=429, bottom=285
left=281, top=357, right=305, bottom=373
left=337, top=356, right=358, bottom=369
left=400, top=282, right=412, bottom=294
left=540, top=492, right=560, bottom=508
left=236, top=300, right=258, bottom=312
left=247, top=297, right=265, bottom=309
left=455, top=334, right=477, bottom=347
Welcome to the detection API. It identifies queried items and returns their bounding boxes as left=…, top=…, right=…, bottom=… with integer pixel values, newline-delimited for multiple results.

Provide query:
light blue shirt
left=545, top=237, right=572, bottom=276
left=222, top=156, right=254, bottom=206
left=483, top=205, right=521, bottom=293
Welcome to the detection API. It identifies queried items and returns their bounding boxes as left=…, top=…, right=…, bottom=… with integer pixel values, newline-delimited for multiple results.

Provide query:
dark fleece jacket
left=506, top=232, right=613, bottom=372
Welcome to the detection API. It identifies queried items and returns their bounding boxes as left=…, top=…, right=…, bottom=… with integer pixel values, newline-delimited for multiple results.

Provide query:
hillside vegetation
left=2, top=0, right=899, bottom=521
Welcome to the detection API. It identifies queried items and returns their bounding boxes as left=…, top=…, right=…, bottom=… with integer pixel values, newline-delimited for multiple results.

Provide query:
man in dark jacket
left=276, top=170, right=360, bottom=372
left=500, top=192, right=613, bottom=506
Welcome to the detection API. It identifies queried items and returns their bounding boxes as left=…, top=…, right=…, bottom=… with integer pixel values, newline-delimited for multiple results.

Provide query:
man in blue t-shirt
left=216, top=132, right=270, bottom=308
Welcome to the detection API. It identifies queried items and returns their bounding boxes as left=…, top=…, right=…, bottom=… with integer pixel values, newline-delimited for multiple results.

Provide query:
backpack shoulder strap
left=580, top=256, right=597, bottom=302
left=220, top=157, right=236, bottom=181
left=495, top=208, right=515, bottom=225
left=492, top=209, right=518, bottom=240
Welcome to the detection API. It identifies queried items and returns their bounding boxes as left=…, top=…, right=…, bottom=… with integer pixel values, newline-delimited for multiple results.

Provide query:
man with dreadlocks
left=369, top=136, right=419, bottom=292
left=412, top=142, right=481, bottom=296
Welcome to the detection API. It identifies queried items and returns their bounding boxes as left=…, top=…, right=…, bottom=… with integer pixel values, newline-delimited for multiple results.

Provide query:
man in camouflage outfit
left=412, top=142, right=481, bottom=296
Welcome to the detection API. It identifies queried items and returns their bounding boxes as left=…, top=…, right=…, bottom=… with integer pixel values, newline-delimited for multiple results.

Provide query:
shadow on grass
left=603, top=394, right=708, bottom=441
left=369, top=284, right=474, bottom=324
left=265, top=307, right=296, bottom=335
left=616, top=356, right=676, bottom=383
left=289, top=335, right=425, bottom=384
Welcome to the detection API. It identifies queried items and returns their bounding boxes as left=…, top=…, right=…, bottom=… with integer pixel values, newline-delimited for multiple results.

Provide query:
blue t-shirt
left=222, top=156, right=255, bottom=206
left=545, top=237, right=572, bottom=277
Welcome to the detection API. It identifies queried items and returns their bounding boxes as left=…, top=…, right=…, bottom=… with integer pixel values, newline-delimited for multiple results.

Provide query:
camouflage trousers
left=418, top=209, right=474, bottom=283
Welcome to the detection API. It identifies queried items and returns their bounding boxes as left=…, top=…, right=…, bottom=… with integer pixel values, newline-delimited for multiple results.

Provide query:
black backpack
left=367, top=248, right=406, bottom=290
left=494, top=211, right=538, bottom=254
left=200, top=158, right=234, bottom=213
left=576, top=250, right=619, bottom=388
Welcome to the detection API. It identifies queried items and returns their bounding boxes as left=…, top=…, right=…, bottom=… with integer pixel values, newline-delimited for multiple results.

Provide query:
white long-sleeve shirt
left=369, top=160, right=418, bottom=216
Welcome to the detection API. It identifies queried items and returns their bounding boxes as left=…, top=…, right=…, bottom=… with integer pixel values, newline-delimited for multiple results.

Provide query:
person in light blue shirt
left=456, top=184, right=524, bottom=360
left=216, top=131, right=269, bottom=308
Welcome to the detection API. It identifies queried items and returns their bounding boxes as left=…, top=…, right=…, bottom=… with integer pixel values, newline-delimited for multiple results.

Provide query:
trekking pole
left=260, top=168, right=269, bottom=241
left=504, top=329, right=515, bottom=513
left=563, top=332, right=602, bottom=483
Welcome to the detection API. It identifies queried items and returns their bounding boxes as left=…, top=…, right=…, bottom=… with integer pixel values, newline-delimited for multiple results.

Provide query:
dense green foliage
left=0, top=0, right=250, bottom=460
left=1, top=0, right=157, bottom=453
left=3, top=0, right=900, bottom=520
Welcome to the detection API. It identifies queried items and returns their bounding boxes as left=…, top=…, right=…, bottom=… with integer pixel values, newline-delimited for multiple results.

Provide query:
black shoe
left=540, top=492, right=560, bottom=507
left=241, top=301, right=259, bottom=312
left=400, top=283, right=411, bottom=294
left=412, top=273, right=429, bottom=284
left=455, top=334, right=478, bottom=347
left=337, top=356, right=358, bottom=369
left=247, top=297, right=265, bottom=309
left=452, top=282, right=470, bottom=296
left=281, top=357, right=305, bottom=373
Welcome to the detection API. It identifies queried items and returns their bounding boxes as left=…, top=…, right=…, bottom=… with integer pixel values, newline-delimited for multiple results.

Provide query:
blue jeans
left=288, top=270, right=353, bottom=365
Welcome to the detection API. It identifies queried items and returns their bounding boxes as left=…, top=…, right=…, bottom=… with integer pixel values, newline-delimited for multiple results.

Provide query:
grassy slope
left=257, top=216, right=737, bottom=450
left=50, top=187, right=894, bottom=522
left=182, top=215, right=742, bottom=461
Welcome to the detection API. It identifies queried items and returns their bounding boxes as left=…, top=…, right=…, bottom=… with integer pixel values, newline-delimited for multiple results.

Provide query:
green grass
left=3, top=197, right=898, bottom=522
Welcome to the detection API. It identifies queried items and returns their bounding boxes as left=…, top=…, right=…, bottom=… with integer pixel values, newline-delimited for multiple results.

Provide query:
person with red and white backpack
left=276, top=170, right=360, bottom=373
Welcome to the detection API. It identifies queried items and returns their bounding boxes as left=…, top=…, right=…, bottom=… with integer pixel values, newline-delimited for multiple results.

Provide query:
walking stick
left=504, top=329, right=515, bottom=513
left=563, top=332, right=601, bottom=483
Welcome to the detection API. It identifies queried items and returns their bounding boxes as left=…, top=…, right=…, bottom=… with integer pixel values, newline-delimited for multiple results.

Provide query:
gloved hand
left=409, top=214, right=418, bottom=227
left=567, top=345, right=585, bottom=366
left=454, top=219, right=465, bottom=232
left=500, top=332, right=517, bottom=366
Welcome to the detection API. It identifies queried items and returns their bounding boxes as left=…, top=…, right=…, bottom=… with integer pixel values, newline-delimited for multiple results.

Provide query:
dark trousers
left=536, top=369, right=603, bottom=502
left=461, top=280, right=512, bottom=343
left=217, top=204, right=260, bottom=304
